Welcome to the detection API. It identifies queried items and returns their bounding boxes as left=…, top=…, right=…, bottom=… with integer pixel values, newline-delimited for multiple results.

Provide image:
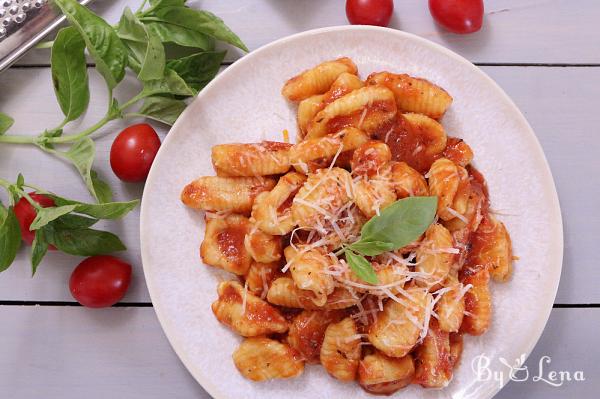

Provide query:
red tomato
left=346, top=0, right=394, bottom=27
left=69, top=255, right=132, bottom=308
left=13, top=193, right=55, bottom=246
left=429, top=0, right=484, bottom=34
left=110, top=123, right=161, bottom=182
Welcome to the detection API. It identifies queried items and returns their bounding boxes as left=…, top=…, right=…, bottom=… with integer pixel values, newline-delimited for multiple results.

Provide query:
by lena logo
left=472, top=353, right=585, bottom=387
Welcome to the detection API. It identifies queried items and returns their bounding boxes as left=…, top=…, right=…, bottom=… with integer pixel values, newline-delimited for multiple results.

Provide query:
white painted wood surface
left=0, top=1, right=598, bottom=398
left=13, top=0, right=600, bottom=66
left=1, top=307, right=597, bottom=398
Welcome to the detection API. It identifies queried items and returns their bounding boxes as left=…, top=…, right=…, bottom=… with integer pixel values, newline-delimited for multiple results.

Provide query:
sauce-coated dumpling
left=181, top=56, right=515, bottom=390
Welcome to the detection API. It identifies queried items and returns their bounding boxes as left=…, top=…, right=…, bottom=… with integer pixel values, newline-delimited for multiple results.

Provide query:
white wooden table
left=1, top=1, right=599, bottom=397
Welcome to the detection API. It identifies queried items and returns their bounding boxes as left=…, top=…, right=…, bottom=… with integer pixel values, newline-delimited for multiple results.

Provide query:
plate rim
left=140, top=25, right=564, bottom=399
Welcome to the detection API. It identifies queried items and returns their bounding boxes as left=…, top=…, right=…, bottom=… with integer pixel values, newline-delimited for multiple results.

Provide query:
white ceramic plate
left=140, top=26, right=563, bottom=399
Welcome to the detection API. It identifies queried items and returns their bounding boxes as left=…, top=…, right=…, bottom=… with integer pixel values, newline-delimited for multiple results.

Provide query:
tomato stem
left=19, top=190, right=43, bottom=211
left=49, top=113, right=114, bottom=144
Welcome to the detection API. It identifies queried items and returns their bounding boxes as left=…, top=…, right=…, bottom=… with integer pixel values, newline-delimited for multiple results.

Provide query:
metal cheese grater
left=0, top=0, right=92, bottom=72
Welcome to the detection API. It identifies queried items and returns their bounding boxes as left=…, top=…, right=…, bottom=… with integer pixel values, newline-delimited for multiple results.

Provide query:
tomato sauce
left=326, top=100, right=395, bottom=135
left=262, top=141, right=293, bottom=151
left=376, top=115, right=440, bottom=173
left=443, top=137, right=473, bottom=166
left=277, top=185, right=302, bottom=213
left=217, top=225, right=247, bottom=262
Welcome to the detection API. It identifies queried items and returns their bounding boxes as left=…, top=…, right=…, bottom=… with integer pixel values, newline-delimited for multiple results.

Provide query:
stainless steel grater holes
left=0, top=0, right=47, bottom=40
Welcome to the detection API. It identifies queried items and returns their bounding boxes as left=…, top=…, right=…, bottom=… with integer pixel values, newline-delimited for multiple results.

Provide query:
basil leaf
left=57, top=138, right=112, bottom=203
left=45, top=226, right=126, bottom=256
left=143, top=21, right=214, bottom=50
left=141, top=68, right=196, bottom=97
left=91, top=170, right=113, bottom=204
left=51, top=27, right=90, bottom=123
left=118, top=7, right=165, bottom=81
left=0, top=206, right=22, bottom=272
left=149, top=0, right=184, bottom=7
left=360, top=196, right=438, bottom=250
left=0, top=112, right=14, bottom=135
left=134, top=96, right=186, bottom=125
left=54, top=0, right=128, bottom=89
left=347, top=241, right=396, bottom=257
left=49, top=195, right=138, bottom=220
left=166, top=50, right=225, bottom=91
left=142, top=7, right=247, bottom=51
left=51, top=214, right=98, bottom=229
left=345, top=250, right=378, bottom=285
left=30, top=205, right=78, bottom=230
left=31, top=229, right=49, bottom=276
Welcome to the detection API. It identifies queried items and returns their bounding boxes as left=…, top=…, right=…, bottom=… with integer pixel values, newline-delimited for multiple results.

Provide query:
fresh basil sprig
left=343, top=196, right=438, bottom=284
left=0, top=175, right=138, bottom=276
left=0, top=0, right=246, bottom=203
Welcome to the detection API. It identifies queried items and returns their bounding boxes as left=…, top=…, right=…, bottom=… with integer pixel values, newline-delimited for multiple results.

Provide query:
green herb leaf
left=143, top=20, right=214, bottom=50
left=30, top=204, right=78, bottom=230
left=134, top=96, right=186, bottom=125
left=54, top=0, right=128, bottom=89
left=31, top=229, right=49, bottom=276
left=166, top=50, right=225, bottom=91
left=141, top=68, right=196, bottom=97
left=0, top=112, right=14, bottom=135
left=49, top=195, right=139, bottom=220
left=0, top=206, right=22, bottom=272
left=45, top=226, right=126, bottom=256
left=345, top=250, right=378, bottom=285
left=51, top=214, right=98, bottom=229
left=347, top=241, right=396, bottom=256
left=90, top=170, right=113, bottom=204
left=149, top=0, right=185, bottom=7
left=118, top=7, right=165, bottom=81
left=142, top=7, right=247, bottom=51
left=51, top=26, right=90, bottom=123
left=359, top=196, right=438, bottom=253
left=57, top=138, right=112, bottom=203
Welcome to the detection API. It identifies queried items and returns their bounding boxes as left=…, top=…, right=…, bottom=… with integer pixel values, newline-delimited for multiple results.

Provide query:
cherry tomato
left=429, top=0, right=484, bottom=34
left=346, top=0, right=394, bottom=27
left=110, top=123, right=161, bottom=182
left=13, top=193, right=55, bottom=246
left=69, top=255, right=132, bottom=308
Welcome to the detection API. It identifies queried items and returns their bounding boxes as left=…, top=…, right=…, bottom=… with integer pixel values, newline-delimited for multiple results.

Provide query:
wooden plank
left=0, top=306, right=596, bottom=397
left=480, top=66, right=600, bottom=305
left=0, top=306, right=210, bottom=398
left=495, top=308, right=598, bottom=397
left=0, top=66, right=598, bottom=303
left=11, top=0, right=600, bottom=66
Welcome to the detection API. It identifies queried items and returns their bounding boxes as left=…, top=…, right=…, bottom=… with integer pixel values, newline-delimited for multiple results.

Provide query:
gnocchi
left=358, top=352, right=415, bottom=395
left=211, top=141, right=292, bottom=177
left=282, top=57, right=358, bottom=102
left=366, top=71, right=453, bottom=119
left=211, top=281, right=288, bottom=336
left=200, top=214, right=252, bottom=275
left=233, top=337, right=304, bottom=381
left=181, top=176, right=275, bottom=214
left=181, top=57, right=514, bottom=391
left=320, top=317, right=362, bottom=381
left=368, top=287, right=430, bottom=358
left=306, top=85, right=397, bottom=139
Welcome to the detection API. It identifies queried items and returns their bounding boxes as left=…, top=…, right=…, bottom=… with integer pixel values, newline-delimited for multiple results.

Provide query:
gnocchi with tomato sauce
left=181, top=57, right=515, bottom=393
